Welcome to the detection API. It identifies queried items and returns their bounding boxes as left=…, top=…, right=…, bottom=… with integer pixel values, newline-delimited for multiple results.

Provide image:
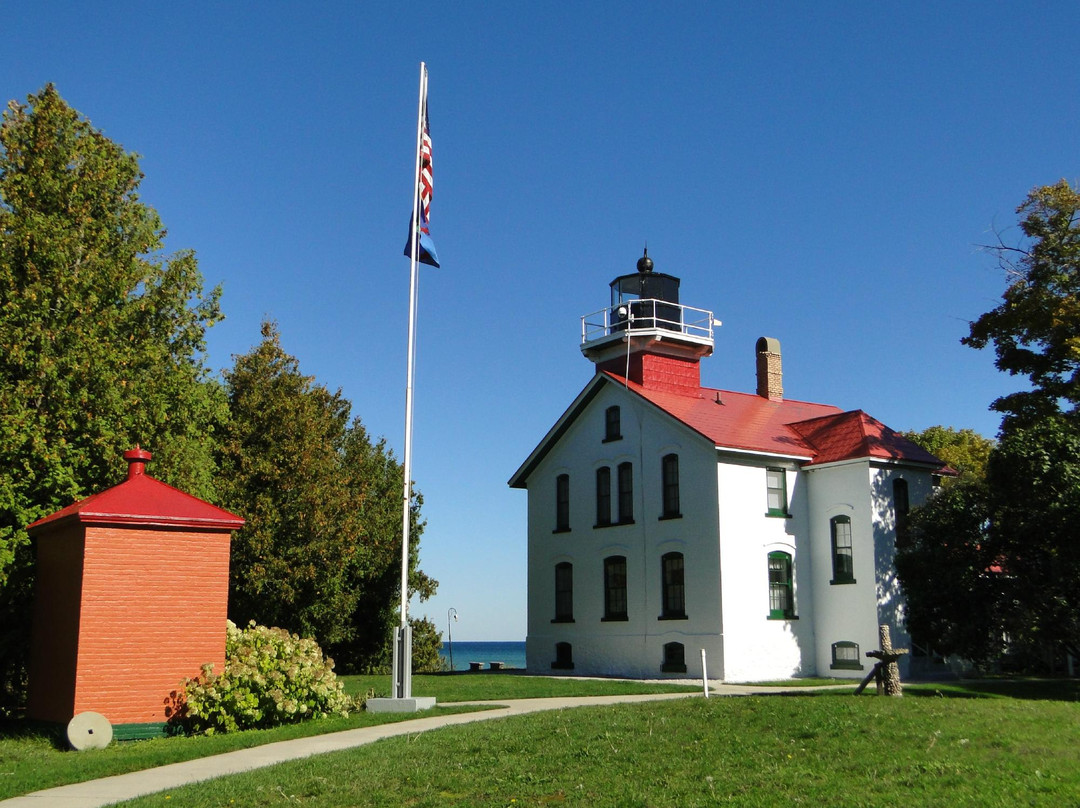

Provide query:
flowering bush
left=173, top=621, right=352, bottom=734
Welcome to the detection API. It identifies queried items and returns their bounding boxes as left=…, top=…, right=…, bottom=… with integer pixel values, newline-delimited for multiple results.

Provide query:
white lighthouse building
left=509, top=251, right=948, bottom=681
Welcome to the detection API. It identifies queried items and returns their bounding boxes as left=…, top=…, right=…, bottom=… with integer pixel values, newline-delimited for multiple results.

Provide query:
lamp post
left=447, top=608, right=458, bottom=671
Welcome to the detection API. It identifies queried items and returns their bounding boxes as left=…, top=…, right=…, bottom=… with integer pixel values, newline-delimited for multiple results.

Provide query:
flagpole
left=396, top=61, right=427, bottom=701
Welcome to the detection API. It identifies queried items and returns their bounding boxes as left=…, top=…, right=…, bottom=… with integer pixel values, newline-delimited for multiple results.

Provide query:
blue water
left=439, top=641, right=526, bottom=672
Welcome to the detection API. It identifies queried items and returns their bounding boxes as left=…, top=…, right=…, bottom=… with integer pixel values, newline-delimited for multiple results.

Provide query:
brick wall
left=70, top=526, right=231, bottom=725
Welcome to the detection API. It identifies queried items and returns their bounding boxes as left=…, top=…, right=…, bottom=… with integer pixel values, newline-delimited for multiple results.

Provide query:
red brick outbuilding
left=26, top=447, right=244, bottom=737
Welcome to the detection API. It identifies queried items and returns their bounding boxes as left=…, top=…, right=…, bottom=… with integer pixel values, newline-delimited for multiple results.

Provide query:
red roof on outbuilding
left=27, top=449, right=244, bottom=533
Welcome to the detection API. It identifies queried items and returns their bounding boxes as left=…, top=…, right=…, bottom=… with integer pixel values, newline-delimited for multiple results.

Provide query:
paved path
left=1, top=683, right=838, bottom=807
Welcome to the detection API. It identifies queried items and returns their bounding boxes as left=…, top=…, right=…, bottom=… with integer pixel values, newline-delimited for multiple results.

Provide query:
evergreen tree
left=219, top=322, right=436, bottom=671
left=0, top=86, right=226, bottom=706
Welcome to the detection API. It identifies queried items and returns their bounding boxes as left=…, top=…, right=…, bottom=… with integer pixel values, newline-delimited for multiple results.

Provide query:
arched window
left=552, top=642, right=574, bottom=670
left=617, top=462, right=634, bottom=523
left=661, top=454, right=681, bottom=519
left=595, top=466, right=611, bottom=527
left=604, top=406, right=621, bottom=442
left=661, top=642, right=686, bottom=673
left=767, top=551, right=795, bottom=619
left=553, top=562, right=573, bottom=622
left=831, top=641, right=862, bottom=670
left=660, top=552, right=686, bottom=619
left=603, top=555, right=628, bottom=621
left=830, top=516, right=855, bottom=584
left=554, top=474, right=570, bottom=532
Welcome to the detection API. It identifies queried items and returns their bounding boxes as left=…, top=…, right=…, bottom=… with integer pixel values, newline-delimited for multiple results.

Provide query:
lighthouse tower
left=580, top=249, right=716, bottom=393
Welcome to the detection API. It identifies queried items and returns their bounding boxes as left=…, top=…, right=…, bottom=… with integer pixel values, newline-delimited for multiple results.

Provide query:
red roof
left=611, top=371, right=945, bottom=467
left=787, top=410, right=946, bottom=467
left=28, top=452, right=244, bottom=533
left=510, top=372, right=948, bottom=488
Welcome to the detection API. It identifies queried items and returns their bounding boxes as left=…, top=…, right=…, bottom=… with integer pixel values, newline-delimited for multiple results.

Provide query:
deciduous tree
left=0, top=86, right=226, bottom=706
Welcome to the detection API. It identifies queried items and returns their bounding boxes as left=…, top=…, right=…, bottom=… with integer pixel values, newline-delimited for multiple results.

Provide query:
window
left=554, top=474, right=570, bottom=532
left=768, top=551, right=795, bottom=619
left=661, top=454, right=681, bottom=519
left=894, top=478, right=910, bottom=539
left=604, top=406, right=621, bottom=442
left=661, top=642, right=687, bottom=673
left=831, top=641, right=863, bottom=670
left=830, top=516, right=855, bottom=584
left=618, top=462, right=634, bottom=523
left=595, top=466, right=611, bottom=526
left=603, top=555, right=628, bottom=621
left=553, top=562, right=573, bottom=622
left=766, top=468, right=788, bottom=517
left=552, top=642, right=574, bottom=670
left=660, top=552, right=686, bottom=619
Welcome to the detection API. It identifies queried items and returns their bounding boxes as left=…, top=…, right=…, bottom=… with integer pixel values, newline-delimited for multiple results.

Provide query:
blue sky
left=4, top=3, right=1078, bottom=641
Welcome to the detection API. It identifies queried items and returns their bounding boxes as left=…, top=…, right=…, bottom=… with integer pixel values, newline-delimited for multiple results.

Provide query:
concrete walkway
left=1, top=683, right=837, bottom=807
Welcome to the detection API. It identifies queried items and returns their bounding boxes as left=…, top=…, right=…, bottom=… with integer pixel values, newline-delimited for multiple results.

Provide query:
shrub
left=173, top=621, right=352, bottom=735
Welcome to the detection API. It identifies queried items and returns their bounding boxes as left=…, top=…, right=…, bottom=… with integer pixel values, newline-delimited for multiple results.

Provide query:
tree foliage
left=219, top=322, right=437, bottom=672
left=901, top=425, right=995, bottom=482
left=0, top=85, right=226, bottom=706
left=899, top=181, right=1080, bottom=669
left=964, top=179, right=1080, bottom=428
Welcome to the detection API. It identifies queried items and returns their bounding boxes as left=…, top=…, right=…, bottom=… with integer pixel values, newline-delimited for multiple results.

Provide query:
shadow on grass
left=0, top=717, right=68, bottom=749
left=751, top=677, right=1079, bottom=702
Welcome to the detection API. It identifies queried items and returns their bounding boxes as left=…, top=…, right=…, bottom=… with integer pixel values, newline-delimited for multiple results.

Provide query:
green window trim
left=765, top=467, right=790, bottom=517
left=767, top=550, right=796, bottom=619
left=830, top=515, right=856, bottom=584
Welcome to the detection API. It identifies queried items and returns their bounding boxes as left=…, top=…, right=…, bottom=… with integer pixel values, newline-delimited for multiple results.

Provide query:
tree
left=219, top=322, right=436, bottom=672
left=895, top=478, right=1004, bottom=664
left=0, top=86, right=226, bottom=706
left=902, top=425, right=995, bottom=482
left=899, top=181, right=1080, bottom=670
left=964, top=179, right=1080, bottom=428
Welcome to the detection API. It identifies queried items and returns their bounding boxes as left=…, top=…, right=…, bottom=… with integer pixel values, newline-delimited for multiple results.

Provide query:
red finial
left=124, top=445, right=152, bottom=479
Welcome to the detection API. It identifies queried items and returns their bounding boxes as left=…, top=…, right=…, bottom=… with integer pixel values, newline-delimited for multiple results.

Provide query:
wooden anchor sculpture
left=854, top=624, right=908, bottom=696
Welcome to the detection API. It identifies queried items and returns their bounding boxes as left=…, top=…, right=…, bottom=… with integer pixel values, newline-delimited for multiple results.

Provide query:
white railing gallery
left=581, top=299, right=715, bottom=345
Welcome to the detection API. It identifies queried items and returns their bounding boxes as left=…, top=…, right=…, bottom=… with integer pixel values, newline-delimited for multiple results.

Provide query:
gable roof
left=28, top=472, right=245, bottom=533
left=509, top=370, right=947, bottom=487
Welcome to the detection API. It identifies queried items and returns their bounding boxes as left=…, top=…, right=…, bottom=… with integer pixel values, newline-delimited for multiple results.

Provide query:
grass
left=116, top=682, right=1080, bottom=807
left=0, top=673, right=695, bottom=801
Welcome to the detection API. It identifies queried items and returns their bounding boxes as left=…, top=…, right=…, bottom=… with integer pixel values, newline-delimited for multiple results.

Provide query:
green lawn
left=0, top=673, right=695, bottom=801
left=116, top=684, right=1080, bottom=807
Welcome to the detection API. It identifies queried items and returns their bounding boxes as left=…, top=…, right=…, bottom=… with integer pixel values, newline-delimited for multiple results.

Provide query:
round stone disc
left=66, top=711, right=113, bottom=750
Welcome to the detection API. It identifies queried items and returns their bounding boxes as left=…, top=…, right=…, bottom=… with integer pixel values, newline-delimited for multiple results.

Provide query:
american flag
left=419, top=109, right=433, bottom=235
left=405, top=78, right=439, bottom=268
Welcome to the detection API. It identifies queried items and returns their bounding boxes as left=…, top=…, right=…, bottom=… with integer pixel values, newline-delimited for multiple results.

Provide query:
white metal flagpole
left=395, top=61, right=427, bottom=700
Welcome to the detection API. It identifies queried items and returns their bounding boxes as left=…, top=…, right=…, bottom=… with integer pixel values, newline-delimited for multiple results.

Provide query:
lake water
left=440, top=641, right=526, bottom=671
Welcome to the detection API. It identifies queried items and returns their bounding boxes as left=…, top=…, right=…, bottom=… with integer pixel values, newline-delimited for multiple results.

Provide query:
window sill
left=593, top=520, right=635, bottom=529
left=765, top=511, right=792, bottom=519
left=551, top=618, right=575, bottom=624
left=658, top=614, right=688, bottom=621
left=830, top=663, right=864, bottom=671
left=658, top=513, right=682, bottom=521
left=552, top=527, right=571, bottom=534
left=602, top=436, right=623, bottom=444
left=830, top=578, right=857, bottom=586
left=601, top=616, right=628, bottom=622
left=767, top=615, right=798, bottom=621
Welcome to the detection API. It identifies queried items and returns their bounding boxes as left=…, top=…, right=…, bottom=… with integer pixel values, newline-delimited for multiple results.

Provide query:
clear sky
left=4, top=3, right=1078, bottom=641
